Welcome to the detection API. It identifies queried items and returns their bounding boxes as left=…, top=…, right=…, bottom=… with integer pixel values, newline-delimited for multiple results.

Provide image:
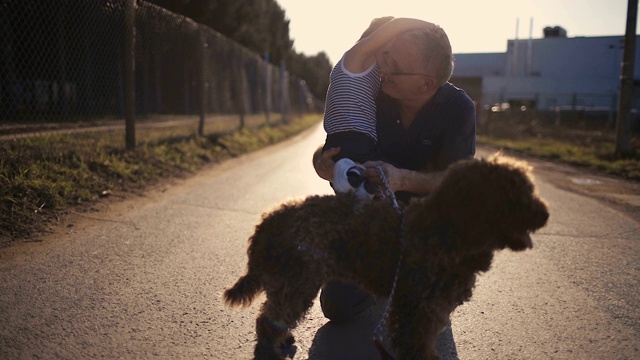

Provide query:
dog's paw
left=279, top=335, right=297, bottom=360
left=282, top=332, right=295, bottom=347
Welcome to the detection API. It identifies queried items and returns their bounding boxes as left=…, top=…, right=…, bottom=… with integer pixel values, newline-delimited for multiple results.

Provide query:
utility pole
left=615, top=0, right=638, bottom=158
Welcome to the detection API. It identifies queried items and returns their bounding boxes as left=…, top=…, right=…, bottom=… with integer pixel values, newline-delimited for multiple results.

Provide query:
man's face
left=377, top=36, right=433, bottom=100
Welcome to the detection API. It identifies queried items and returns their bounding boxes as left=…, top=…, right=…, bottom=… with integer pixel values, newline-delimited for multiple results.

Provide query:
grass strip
left=477, top=135, right=640, bottom=180
left=0, top=115, right=321, bottom=246
left=2, top=115, right=638, bottom=247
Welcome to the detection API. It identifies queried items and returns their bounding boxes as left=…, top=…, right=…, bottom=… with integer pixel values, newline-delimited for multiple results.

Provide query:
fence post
left=264, top=53, right=271, bottom=126
left=280, top=59, right=288, bottom=123
left=236, top=57, right=246, bottom=130
left=484, top=107, right=492, bottom=135
left=57, top=4, right=68, bottom=117
left=198, top=28, right=206, bottom=136
left=1, top=9, right=16, bottom=118
left=124, top=0, right=136, bottom=149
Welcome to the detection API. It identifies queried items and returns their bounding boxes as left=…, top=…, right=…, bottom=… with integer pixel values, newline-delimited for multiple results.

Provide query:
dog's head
left=427, top=154, right=549, bottom=253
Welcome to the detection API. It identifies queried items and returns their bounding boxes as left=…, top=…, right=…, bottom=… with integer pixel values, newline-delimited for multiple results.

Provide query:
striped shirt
left=323, top=55, right=380, bottom=142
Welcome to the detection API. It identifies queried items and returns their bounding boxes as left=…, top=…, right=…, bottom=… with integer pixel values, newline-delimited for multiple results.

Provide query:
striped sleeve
left=323, top=56, right=380, bottom=141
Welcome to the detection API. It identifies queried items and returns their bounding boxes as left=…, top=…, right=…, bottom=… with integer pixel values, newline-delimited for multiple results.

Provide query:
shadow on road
left=304, top=298, right=459, bottom=359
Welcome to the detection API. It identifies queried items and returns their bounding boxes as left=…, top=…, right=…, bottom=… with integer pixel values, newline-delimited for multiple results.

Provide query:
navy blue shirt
left=376, top=82, right=476, bottom=199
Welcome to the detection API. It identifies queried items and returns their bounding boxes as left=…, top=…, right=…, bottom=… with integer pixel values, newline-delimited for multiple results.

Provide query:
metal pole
left=124, top=0, right=136, bottom=149
left=198, top=28, right=206, bottom=136
left=236, top=47, right=246, bottom=130
left=57, top=3, right=68, bottom=117
left=615, top=0, right=638, bottom=158
left=280, top=59, right=288, bottom=123
left=264, top=53, right=271, bottom=126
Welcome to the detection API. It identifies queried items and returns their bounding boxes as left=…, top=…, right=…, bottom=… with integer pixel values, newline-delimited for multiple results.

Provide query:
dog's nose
left=540, top=210, right=549, bottom=225
left=533, top=202, right=550, bottom=228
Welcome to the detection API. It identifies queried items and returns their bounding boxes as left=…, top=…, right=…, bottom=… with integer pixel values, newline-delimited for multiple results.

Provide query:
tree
left=148, top=0, right=290, bottom=64
left=147, top=0, right=331, bottom=99
left=288, top=50, right=332, bottom=100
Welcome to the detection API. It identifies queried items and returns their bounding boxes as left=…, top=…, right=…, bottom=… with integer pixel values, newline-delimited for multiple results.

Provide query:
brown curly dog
left=224, top=155, right=549, bottom=359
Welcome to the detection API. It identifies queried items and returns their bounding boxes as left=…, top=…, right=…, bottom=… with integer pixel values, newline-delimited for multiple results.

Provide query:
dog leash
left=375, top=166, right=401, bottom=212
left=373, top=166, right=403, bottom=360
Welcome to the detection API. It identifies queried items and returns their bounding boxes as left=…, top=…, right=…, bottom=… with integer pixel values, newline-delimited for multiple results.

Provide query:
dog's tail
left=223, top=273, right=263, bottom=308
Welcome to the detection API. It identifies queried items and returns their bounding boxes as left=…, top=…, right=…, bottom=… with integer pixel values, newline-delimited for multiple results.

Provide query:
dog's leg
left=254, top=283, right=321, bottom=360
left=388, top=279, right=446, bottom=360
left=255, top=314, right=290, bottom=360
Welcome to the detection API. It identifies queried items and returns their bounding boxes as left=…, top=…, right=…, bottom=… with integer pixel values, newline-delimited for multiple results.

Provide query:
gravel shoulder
left=477, top=146, right=640, bottom=223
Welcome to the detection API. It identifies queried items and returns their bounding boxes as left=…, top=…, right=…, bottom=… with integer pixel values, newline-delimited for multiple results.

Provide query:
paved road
left=1, top=124, right=639, bottom=359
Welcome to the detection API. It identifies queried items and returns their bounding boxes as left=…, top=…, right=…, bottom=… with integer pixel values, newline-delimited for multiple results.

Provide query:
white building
left=451, top=27, right=640, bottom=117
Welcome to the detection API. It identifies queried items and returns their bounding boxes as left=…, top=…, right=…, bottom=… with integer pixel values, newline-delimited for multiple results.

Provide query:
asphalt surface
left=1, top=123, right=639, bottom=359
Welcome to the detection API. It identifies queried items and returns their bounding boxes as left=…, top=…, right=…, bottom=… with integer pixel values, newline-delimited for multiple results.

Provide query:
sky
left=277, top=0, right=638, bottom=65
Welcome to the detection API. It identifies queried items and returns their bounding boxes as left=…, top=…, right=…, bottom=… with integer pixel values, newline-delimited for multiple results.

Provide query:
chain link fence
left=478, top=91, right=640, bottom=131
left=0, top=0, right=320, bottom=142
left=476, top=89, right=639, bottom=155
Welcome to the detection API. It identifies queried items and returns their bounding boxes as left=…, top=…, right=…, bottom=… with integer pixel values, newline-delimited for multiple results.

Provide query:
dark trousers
left=320, top=280, right=376, bottom=323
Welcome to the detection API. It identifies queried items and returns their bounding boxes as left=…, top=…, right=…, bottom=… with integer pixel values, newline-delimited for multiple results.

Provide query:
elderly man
left=313, top=24, right=476, bottom=323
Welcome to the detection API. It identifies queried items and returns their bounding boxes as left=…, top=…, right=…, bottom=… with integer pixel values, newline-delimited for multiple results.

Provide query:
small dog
left=224, top=155, right=549, bottom=359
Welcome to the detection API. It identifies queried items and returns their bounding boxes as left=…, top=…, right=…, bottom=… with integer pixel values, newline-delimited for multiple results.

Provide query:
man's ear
left=422, top=76, right=437, bottom=92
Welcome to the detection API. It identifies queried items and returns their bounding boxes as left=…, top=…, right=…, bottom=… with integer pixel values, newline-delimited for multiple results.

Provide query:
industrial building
left=451, top=26, right=639, bottom=121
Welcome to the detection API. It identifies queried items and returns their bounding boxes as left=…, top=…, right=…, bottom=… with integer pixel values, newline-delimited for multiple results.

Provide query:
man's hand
left=362, top=160, right=404, bottom=192
left=313, top=146, right=340, bottom=181
left=363, top=160, right=445, bottom=195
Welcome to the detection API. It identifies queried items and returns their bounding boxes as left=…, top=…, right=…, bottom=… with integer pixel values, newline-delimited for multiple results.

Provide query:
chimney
left=543, top=26, right=567, bottom=38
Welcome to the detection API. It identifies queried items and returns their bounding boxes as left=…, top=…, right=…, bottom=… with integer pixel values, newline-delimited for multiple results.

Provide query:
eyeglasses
left=382, top=51, right=430, bottom=77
